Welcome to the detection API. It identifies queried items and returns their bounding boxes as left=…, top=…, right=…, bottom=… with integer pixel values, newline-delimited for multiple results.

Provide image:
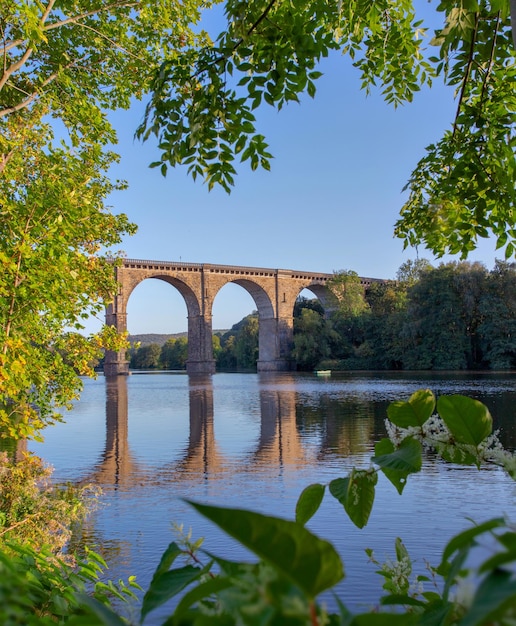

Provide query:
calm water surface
left=31, top=371, right=516, bottom=620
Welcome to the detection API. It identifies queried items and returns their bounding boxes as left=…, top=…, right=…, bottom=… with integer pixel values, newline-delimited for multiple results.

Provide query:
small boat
left=315, top=370, right=331, bottom=376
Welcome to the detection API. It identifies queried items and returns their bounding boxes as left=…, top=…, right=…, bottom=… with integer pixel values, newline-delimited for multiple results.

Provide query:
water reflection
left=84, top=372, right=516, bottom=494
left=92, top=374, right=331, bottom=486
left=29, top=372, right=516, bottom=620
left=84, top=376, right=139, bottom=487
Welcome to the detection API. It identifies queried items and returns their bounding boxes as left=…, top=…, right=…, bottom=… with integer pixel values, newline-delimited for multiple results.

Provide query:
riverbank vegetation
left=303, top=259, right=516, bottom=372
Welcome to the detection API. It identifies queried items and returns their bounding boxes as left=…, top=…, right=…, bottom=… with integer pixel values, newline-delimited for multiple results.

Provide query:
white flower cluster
left=482, top=433, right=516, bottom=478
left=385, top=414, right=516, bottom=480
left=384, top=413, right=450, bottom=449
left=381, top=555, right=413, bottom=595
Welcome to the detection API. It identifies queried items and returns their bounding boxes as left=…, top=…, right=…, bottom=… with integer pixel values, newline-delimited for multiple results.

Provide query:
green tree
left=363, top=281, right=409, bottom=369
left=293, top=296, right=325, bottom=318
left=160, top=337, right=188, bottom=369
left=216, top=333, right=238, bottom=370
left=0, top=0, right=208, bottom=439
left=130, top=343, right=161, bottom=370
left=212, top=333, right=222, bottom=364
left=401, top=263, right=486, bottom=370
left=396, top=259, right=434, bottom=287
left=293, top=309, right=338, bottom=370
left=327, top=270, right=369, bottom=318
left=234, top=314, right=259, bottom=369
left=478, top=260, right=516, bottom=368
left=141, top=0, right=515, bottom=258
left=216, top=313, right=259, bottom=370
left=0, top=118, right=135, bottom=439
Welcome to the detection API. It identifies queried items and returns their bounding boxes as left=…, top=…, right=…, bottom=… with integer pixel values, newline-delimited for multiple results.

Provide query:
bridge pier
left=257, top=317, right=295, bottom=372
left=104, top=299, right=130, bottom=376
left=186, top=314, right=216, bottom=375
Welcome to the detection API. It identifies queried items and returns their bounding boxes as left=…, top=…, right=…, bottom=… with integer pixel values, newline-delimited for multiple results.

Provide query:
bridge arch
left=294, top=283, right=339, bottom=319
left=104, top=260, right=380, bottom=376
left=211, top=278, right=276, bottom=367
left=127, top=274, right=201, bottom=319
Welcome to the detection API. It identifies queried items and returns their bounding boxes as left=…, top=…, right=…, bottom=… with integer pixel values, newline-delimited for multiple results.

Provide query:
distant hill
left=128, top=332, right=229, bottom=347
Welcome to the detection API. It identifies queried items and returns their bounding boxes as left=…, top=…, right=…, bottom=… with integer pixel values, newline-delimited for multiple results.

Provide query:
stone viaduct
left=104, top=259, right=378, bottom=376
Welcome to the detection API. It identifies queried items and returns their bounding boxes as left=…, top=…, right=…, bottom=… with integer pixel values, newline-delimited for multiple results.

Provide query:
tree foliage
left=0, top=0, right=208, bottom=439
left=140, top=0, right=516, bottom=257
left=0, top=451, right=98, bottom=558
left=160, top=337, right=189, bottom=370
left=216, top=313, right=259, bottom=370
left=0, top=116, right=135, bottom=439
left=304, top=260, right=516, bottom=371
left=327, top=270, right=369, bottom=318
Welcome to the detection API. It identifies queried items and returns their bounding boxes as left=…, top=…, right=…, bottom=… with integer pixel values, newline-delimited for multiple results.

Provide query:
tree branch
left=0, top=0, right=56, bottom=92
left=1, top=1, right=139, bottom=55
left=194, top=0, right=279, bottom=78
left=0, top=45, right=34, bottom=92
left=0, top=67, right=64, bottom=118
left=480, top=12, right=501, bottom=105
left=0, top=147, right=15, bottom=176
left=511, top=0, right=516, bottom=49
left=452, top=12, right=479, bottom=139
left=72, top=20, right=144, bottom=61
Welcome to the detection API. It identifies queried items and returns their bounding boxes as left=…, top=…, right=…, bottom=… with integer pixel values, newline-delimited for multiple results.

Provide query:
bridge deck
left=121, top=259, right=379, bottom=286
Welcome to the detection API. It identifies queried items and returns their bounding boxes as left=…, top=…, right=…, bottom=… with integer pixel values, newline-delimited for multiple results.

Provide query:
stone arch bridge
left=104, top=259, right=378, bottom=375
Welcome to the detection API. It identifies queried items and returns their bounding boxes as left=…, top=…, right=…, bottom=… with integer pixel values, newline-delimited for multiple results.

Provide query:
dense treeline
left=308, top=260, right=516, bottom=372
left=128, top=260, right=516, bottom=372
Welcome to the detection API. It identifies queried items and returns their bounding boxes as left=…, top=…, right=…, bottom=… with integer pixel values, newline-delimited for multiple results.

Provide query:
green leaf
left=151, top=541, right=183, bottom=578
left=372, top=437, right=422, bottom=484
left=173, top=576, right=233, bottom=619
left=380, top=594, right=426, bottom=607
left=329, top=469, right=378, bottom=529
left=372, top=438, right=413, bottom=494
left=141, top=565, right=205, bottom=621
left=295, top=483, right=325, bottom=525
left=439, top=443, right=478, bottom=466
left=395, top=537, right=409, bottom=563
left=479, top=547, right=516, bottom=574
left=387, top=389, right=435, bottom=428
left=437, top=395, right=492, bottom=445
left=350, top=613, right=416, bottom=626
left=461, top=569, right=516, bottom=626
left=72, top=594, right=127, bottom=626
left=187, top=500, right=344, bottom=598
left=440, top=518, right=505, bottom=565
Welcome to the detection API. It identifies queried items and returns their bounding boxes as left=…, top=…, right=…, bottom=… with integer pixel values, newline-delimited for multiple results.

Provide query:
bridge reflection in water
left=86, top=374, right=326, bottom=488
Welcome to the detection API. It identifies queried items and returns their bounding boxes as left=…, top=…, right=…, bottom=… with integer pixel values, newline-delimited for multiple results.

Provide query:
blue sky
left=91, top=28, right=500, bottom=336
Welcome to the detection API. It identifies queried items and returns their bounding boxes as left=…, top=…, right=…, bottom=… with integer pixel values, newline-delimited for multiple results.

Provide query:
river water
left=31, top=371, right=516, bottom=620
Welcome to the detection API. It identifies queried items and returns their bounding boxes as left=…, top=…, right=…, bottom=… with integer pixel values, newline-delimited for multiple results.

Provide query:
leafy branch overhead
left=0, top=0, right=209, bottom=439
left=139, top=0, right=516, bottom=258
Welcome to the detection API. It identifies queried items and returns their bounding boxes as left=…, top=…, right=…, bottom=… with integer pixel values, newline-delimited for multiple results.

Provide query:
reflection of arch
left=171, top=375, right=224, bottom=476
left=83, top=376, right=141, bottom=487
left=105, top=260, right=377, bottom=375
left=84, top=374, right=337, bottom=489
left=255, top=374, right=307, bottom=466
